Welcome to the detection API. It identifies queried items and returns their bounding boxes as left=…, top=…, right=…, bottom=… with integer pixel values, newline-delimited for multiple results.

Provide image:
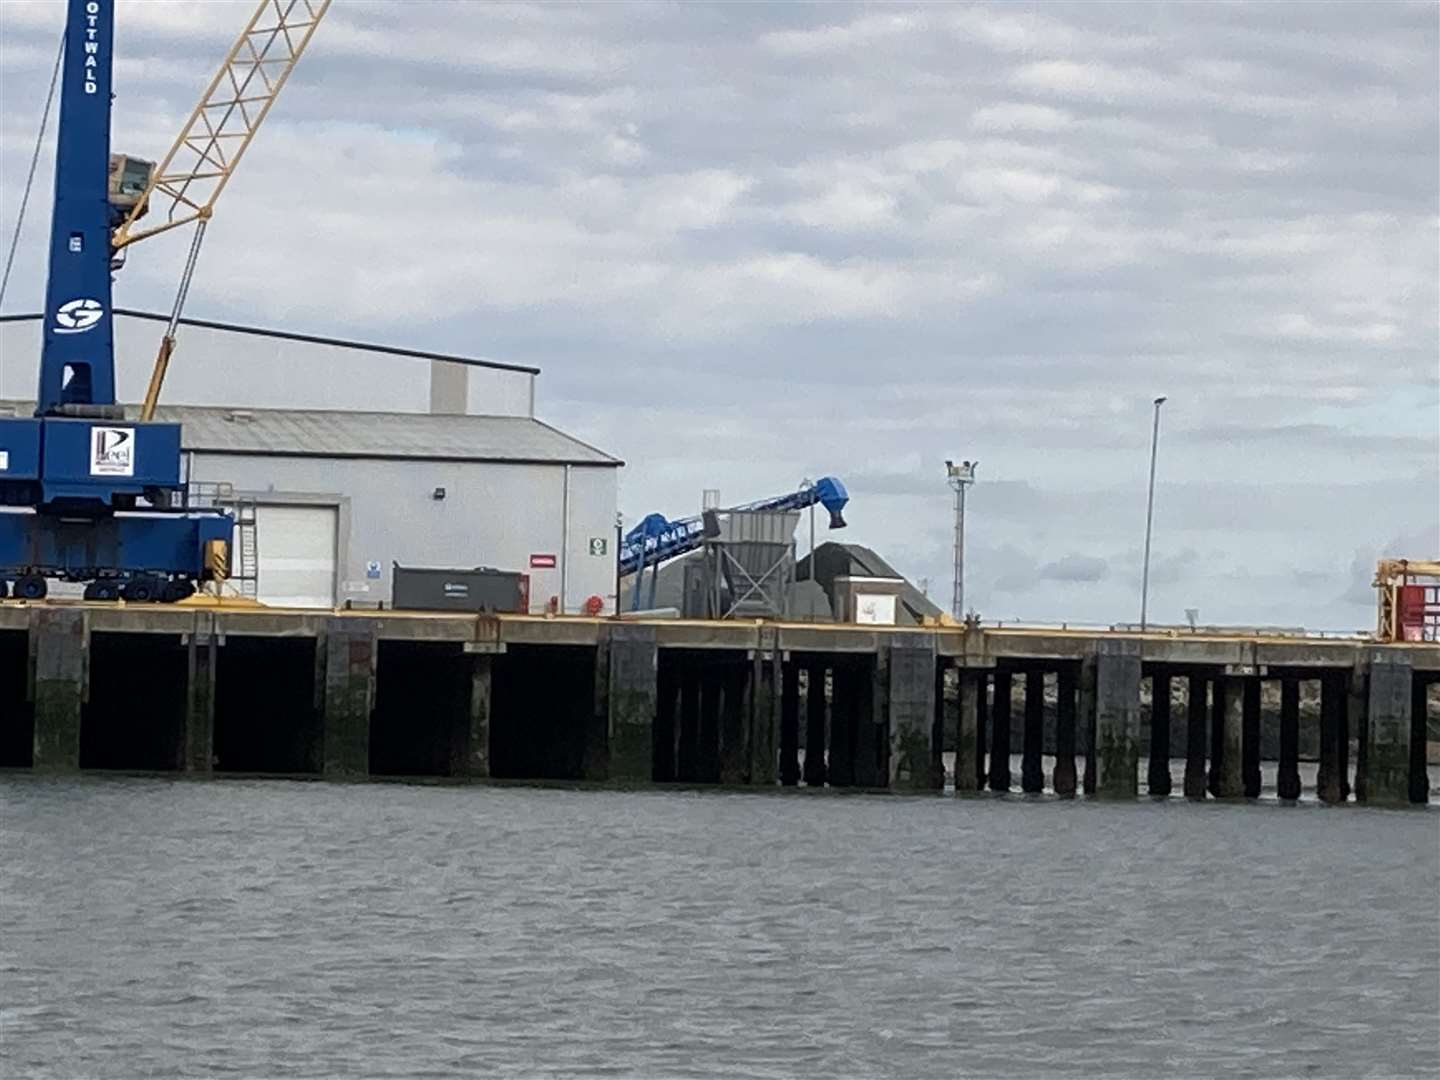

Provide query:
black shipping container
left=391, top=564, right=528, bottom=613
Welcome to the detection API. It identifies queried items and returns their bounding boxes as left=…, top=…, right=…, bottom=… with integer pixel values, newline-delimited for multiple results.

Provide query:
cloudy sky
left=1, top=0, right=1435, bottom=630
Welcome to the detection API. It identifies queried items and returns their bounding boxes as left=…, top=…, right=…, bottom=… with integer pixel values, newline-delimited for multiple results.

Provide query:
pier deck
left=1, top=602, right=1434, bottom=804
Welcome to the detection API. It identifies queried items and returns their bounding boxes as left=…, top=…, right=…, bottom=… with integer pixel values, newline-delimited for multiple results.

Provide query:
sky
left=0, top=0, right=1436, bottom=631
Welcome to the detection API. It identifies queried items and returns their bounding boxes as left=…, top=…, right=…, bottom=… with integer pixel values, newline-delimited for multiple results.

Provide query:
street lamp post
left=945, top=460, right=977, bottom=621
left=1139, top=396, right=1167, bottom=631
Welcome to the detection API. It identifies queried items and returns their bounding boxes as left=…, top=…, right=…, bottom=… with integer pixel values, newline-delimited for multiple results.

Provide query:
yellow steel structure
left=109, top=0, right=332, bottom=421
left=111, top=0, right=331, bottom=252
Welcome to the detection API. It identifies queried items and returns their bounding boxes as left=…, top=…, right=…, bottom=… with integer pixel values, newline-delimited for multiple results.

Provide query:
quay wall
left=0, top=604, right=1435, bottom=805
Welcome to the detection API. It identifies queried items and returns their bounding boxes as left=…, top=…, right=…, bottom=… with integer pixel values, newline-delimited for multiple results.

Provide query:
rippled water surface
left=2, top=776, right=1437, bottom=1079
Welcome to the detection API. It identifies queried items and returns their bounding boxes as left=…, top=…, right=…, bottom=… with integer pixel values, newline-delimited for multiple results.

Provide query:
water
left=2, top=776, right=1437, bottom=1079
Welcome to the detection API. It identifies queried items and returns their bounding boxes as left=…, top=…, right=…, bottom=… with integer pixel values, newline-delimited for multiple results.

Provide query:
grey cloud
left=1038, top=554, right=1108, bottom=583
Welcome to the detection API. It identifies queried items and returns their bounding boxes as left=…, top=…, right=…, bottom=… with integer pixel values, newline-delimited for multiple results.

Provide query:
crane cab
left=107, top=153, right=153, bottom=220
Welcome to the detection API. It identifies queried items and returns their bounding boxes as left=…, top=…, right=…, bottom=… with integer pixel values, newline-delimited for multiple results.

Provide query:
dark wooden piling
left=803, top=663, right=827, bottom=787
left=989, top=667, right=1012, bottom=793
left=1053, top=666, right=1078, bottom=797
left=1277, top=677, right=1301, bottom=800
left=1148, top=667, right=1172, bottom=797
left=1022, top=668, right=1045, bottom=793
left=1184, top=673, right=1208, bottom=800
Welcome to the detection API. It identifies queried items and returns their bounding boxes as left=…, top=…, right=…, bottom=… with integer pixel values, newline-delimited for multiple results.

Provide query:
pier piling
left=30, top=608, right=86, bottom=772
left=1242, top=678, right=1262, bottom=798
left=1022, top=669, right=1044, bottom=793
left=1053, top=665, right=1078, bottom=797
left=955, top=668, right=981, bottom=793
left=1362, top=650, right=1413, bottom=806
left=779, top=661, right=800, bottom=786
left=1207, top=677, right=1225, bottom=797
left=989, top=667, right=1013, bottom=792
left=606, top=625, right=657, bottom=783
left=803, top=663, right=827, bottom=787
left=1277, top=678, right=1301, bottom=800
left=1218, top=675, right=1245, bottom=798
left=1318, top=673, right=1345, bottom=803
left=1148, top=667, right=1172, bottom=797
left=888, top=635, right=939, bottom=791
left=1184, top=674, right=1207, bottom=800
left=1095, top=641, right=1141, bottom=798
left=322, top=621, right=376, bottom=779
left=184, top=625, right=217, bottom=774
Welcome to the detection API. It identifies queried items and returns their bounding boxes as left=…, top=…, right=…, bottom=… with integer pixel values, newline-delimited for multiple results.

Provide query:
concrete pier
left=2, top=603, right=1433, bottom=804
left=1184, top=673, right=1207, bottom=800
left=888, top=636, right=939, bottom=791
left=1021, top=669, right=1044, bottom=793
left=989, top=668, right=1012, bottom=792
left=1277, top=678, right=1301, bottom=800
left=1363, top=650, right=1413, bottom=806
left=1094, top=642, right=1140, bottom=798
left=606, top=625, right=656, bottom=783
left=455, top=652, right=493, bottom=779
left=1148, top=668, right=1172, bottom=797
left=30, top=608, right=86, bottom=772
left=322, top=621, right=376, bottom=779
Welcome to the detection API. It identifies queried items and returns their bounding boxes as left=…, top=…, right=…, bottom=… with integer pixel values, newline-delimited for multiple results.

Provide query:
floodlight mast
left=945, top=459, right=977, bottom=621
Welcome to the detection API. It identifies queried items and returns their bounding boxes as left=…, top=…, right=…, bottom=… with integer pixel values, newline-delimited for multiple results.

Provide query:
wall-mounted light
left=432, top=486, right=446, bottom=501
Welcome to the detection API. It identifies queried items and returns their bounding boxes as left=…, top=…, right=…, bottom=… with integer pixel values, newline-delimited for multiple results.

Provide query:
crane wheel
left=122, top=579, right=158, bottom=603
left=84, top=581, right=120, bottom=602
left=15, top=575, right=47, bottom=601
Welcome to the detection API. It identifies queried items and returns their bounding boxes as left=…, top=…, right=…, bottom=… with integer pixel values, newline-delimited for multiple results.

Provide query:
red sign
left=529, top=553, right=557, bottom=569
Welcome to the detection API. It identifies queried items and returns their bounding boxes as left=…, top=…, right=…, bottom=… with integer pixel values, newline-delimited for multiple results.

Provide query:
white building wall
left=185, top=452, right=619, bottom=614
left=0, top=316, right=535, bottom=418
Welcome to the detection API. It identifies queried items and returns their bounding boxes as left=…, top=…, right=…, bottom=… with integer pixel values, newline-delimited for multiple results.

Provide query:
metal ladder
left=231, top=497, right=260, bottom=598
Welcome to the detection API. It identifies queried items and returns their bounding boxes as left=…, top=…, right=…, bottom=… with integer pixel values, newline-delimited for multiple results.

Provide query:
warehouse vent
left=225, top=409, right=255, bottom=423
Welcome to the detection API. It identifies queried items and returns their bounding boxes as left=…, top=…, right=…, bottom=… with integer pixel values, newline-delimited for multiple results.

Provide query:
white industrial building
left=0, top=309, right=622, bottom=611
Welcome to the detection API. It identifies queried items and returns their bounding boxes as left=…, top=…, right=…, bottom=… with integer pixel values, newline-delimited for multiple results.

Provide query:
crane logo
left=54, top=298, right=104, bottom=335
left=90, top=426, right=135, bottom=477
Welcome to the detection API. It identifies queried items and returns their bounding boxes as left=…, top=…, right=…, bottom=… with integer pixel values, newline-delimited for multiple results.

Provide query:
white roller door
left=256, top=504, right=337, bottom=608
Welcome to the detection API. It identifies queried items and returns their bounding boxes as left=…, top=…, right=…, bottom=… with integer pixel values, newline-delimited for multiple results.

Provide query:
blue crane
left=620, top=476, right=849, bottom=608
left=0, top=0, right=326, bottom=601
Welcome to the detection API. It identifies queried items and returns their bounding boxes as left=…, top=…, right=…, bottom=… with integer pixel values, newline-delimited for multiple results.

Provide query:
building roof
left=0, top=309, right=540, bottom=375
left=0, top=401, right=621, bottom=466
left=166, top=404, right=621, bottom=466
